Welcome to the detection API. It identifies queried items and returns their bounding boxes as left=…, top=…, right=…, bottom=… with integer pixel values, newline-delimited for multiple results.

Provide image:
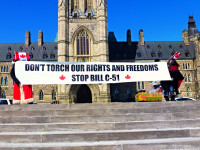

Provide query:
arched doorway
left=76, top=85, right=92, bottom=103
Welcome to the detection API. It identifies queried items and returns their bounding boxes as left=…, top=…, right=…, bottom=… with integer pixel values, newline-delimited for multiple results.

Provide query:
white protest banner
left=15, top=61, right=171, bottom=85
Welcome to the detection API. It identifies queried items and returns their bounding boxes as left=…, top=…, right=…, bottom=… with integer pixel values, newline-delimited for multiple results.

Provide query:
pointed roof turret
left=188, top=16, right=196, bottom=28
left=188, top=16, right=199, bottom=36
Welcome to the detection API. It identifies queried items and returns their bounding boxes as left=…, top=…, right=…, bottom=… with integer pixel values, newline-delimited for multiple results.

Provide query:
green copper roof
left=54, top=33, right=58, bottom=42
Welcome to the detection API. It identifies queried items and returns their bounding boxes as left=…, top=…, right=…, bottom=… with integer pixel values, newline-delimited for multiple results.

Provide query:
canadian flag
left=13, top=52, right=30, bottom=61
left=171, top=52, right=181, bottom=60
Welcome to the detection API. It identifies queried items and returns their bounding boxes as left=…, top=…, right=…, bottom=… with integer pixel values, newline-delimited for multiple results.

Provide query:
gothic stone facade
left=0, top=1, right=200, bottom=103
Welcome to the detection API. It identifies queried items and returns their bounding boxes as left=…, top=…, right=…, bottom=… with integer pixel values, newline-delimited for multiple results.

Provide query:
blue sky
left=0, top=0, right=200, bottom=43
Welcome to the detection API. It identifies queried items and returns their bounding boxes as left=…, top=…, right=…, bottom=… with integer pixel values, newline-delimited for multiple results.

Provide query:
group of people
left=10, top=51, right=183, bottom=104
left=152, top=59, right=184, bottom=101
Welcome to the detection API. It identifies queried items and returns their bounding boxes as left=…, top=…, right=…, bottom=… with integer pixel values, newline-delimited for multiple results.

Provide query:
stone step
left=1, top=105, right=200, bottom=117
left=0, top=127, right=200, bottom=143
left=0, top=101, right=200, bottom=112
left=0, top=111, right=199, bottom=124
left=0, top=138, right=200, bottom=150
left=0, top=119, right=200, bottom=132
left=0, top=102, right=199, bottom=149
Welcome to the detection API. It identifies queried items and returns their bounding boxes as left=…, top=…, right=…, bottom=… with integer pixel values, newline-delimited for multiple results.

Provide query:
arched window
left=1, top=66, right=3, bottom=72
left=6, top=66, right=9, bottom=72
left=114, top=89, right=119, bottom=95
left=142, top=82, right=145, bottom=89
left=8, top=46, right=11, bottom=51
left=187, top=88, right=191, bottom=97
left=185, top=51, right=189, bottom=57
left=52, top=90, right=56, bottom=100
left=184, top=74, right=187, bottom=82
left=2, top=91, right=6, bottom=98
left=183, top=63, right=185, bottom=69
left=4, top=66, right=6, bottom=72
left=76, top=30, right=90, bottom=55
left=43, top=53, right=48, bottom=59
left=39, top=90, right=44, bottom=100
left=158, top=51, right=163, bottom=57
left=50, top=53, right=55, bottom=59
left=138, top=82, right=144, bottom=89
left=185, top=63, right=188, bottom=69
left=5, top=77, right=8, bottom=85
left=138, top=82, right=140, bottom=90
left=19, top=46, right=23, bottom=51
left=6, top=53, right=12, bottom=59
left=29, top=53, right=33, bottom=59
left=1, top=77, right=4, bottom=85
left=188, top=74, right=191, bottom=82
left=151, top=51, right=156, bottom=57
left=188, top=63, right=190, bottom=69
left=137, top=52, right=142, bottom=58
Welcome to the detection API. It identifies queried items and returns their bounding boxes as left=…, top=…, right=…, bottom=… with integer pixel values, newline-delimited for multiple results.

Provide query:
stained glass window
left=77, top=30, right=89, bottom=55
left=5, top=77, right=8, bottom=85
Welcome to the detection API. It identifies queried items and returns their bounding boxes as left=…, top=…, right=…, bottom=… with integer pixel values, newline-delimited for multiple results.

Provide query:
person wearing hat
left=10, top=52, right=34, bottom=104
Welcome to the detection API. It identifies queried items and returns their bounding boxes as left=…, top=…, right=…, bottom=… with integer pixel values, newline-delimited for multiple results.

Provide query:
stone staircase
left=0, top=101, right=200, bottom=150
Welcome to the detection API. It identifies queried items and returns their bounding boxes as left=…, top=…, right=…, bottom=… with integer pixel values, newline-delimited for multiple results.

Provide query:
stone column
left=57, top=0, right=69, bottom=103
left=96, top=0, right=111, bottom=102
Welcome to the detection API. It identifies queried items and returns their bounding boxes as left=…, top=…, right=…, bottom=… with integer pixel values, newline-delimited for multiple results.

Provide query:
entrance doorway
left=76, top=85, right=92, bottom=103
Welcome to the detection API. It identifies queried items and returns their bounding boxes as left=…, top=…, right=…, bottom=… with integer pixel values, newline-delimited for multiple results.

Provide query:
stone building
left=0, top=1, right=200, bottom=103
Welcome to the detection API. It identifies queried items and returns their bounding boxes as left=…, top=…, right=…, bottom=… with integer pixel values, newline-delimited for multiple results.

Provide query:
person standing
left=10, top=52, right=34, bottom=104
left=161, top=58, right=183, bottom=101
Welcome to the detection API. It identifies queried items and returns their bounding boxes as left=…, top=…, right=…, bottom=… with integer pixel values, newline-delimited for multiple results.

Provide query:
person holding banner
left=10, top=52, right=34, bottom=104
left=168, top=58, right=184, bottom=96
left=161, top=58, right=183, bottom=101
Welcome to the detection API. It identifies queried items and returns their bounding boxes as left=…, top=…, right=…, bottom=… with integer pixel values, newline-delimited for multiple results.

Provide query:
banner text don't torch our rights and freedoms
left=24, top=64, right=159, bottom=72
left=15, top=62, right=171, bottom=85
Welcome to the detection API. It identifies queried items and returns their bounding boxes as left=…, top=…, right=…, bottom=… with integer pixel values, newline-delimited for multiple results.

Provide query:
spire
left=188, top=16, right=196, bottom=28
left=188, top=16, right=199, bottom=37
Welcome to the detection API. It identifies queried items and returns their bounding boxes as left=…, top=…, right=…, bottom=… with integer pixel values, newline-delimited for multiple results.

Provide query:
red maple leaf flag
left=20, top=54, right=26, bottom=58
left=171, top=52, right=181, bottom=60
left=59, top=75, right=66, bottom=81
left=125, top=75, right=131, bottom=79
